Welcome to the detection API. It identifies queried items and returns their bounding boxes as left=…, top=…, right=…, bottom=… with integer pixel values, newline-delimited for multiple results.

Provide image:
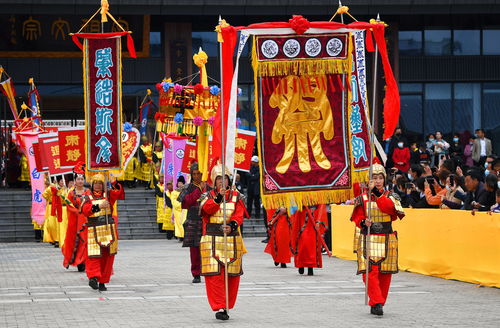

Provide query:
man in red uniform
left=62, top=163, right=88, bottom=272
left=199, top=164, right=245, bottom=320
left=81, top=174, right=124, bottom=291
left=264, top=207, right=292, bottom=268
left=290, top=204, right=328, bottom=276
left=350, top=162, right=405, bottom=316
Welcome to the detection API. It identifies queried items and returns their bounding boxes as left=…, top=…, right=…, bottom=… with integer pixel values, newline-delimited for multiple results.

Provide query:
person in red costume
left=62, top=163, right=88, bottom=272
left=350, top=161, right=405, bottom=316
left=290, top=204, right=328, bottom=276
left=81, top=174, right=124, bottom=291
left=264, top=207, right=292, bottom=268
left=199, top=164, right=245, bottom=321
left=391, top=141, right=410, bottom=172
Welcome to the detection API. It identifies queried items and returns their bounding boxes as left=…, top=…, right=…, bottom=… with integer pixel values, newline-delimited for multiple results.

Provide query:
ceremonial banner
left=220, top=16, right=400, bottom=209
left=181, top=141, right=198, bottom=174
left=0, top=77, right=18, bottom=119
left=139, top=100, right=153, bottom=136
left=58, top=127, right=85, bottom=169
left=234, top=129, right=256, bottom=172
left=32, top=140, right=46, bottom=173
left=161, top=134, right=188, bottom=184
left=17, top=131, right=46, bottom=225
left=82, top=35, right=123, bottom=171
left=28, top=80, right=40, bottom=124
left=39, top=133, right=69, bottom=176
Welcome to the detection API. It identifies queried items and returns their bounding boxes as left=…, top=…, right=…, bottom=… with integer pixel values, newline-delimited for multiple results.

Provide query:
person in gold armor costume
left=199, top=164, right=245, bottom=321
left=350, top=161, right=405, bottom=316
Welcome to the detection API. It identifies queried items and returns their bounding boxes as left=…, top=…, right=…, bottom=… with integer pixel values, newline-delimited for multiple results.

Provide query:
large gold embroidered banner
left=252, top=31, right=371, bottom=209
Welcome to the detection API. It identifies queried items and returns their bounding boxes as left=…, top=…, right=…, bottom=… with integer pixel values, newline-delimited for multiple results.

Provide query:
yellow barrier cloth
left=331, top=205, right=500, bottom=288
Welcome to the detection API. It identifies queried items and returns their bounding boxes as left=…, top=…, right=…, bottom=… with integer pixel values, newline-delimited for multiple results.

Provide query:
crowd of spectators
left=384, top=128, right=500, bottom=213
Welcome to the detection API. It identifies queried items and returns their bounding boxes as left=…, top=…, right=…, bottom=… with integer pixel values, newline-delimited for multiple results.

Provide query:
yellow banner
left=331, top=205, right=500, bottom=288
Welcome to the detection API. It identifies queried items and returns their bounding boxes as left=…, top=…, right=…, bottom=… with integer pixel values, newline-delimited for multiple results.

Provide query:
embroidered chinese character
left=235, top=137, right=247, bottom=150
left=33, top=189, right=42, bottom=203
left=31, top=168, right=40, bottom=179
left=50, top=145, right=59, bottom=156
left=352, top=135, right=367, bottom=164
left=66, top=149, right=81, bottom=162
left=95, top=107, right=113, bottom=135
left=65, top=135, right=80, bottom=146
left=95, top=136, right=112, bottom=164
left=234, top=152, right=245, bottom=165
left=95, top=47, right=113, bottom=78
left=95, top=79, right=113, bottom=107
left=53, top=158, right=60, bottom=169
left=350, top=104, right=363, bottom=134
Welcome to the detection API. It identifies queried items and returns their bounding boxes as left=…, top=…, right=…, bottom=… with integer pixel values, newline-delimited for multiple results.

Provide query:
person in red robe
left=264, top=207, right=292, bottom=268
left=199, top=164, right=245, bottom=321
left=62, top=163, right=88, bottom=271
left=392, top=141, right=410, bottom=172
left=81, top=174, right=124, bottom=291
left=290, top=204, right=328, bottom=276
left=350, top=161, right=405, bottom=316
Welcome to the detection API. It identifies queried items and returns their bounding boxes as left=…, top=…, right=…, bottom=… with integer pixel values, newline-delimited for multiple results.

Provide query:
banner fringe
left=262, top=189, right=354, bottom=211
left=255, top=59, right=350, bottom=77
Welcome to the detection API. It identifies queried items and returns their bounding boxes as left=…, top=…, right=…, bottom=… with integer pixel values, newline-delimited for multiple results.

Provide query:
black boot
left=274, top=262, right=279, bottom=267
left=77, top=263, right=85, bottom=272
left=215, top=309, right=229, bottom=320
left=298, top=267, right=304, bottom=275
left=89, top=277, right=98, bottom=290
left=166, top=231, right=174, bottom=240
left=192, top=276, right=201, bottom=283
left=98, top=283, right=107, bottom=291
left=307, top=268, right=314, bottom=276
left=280, top=263, right=287, bottom=268
left=158, top=223, right=163, bottom=232
left=370, top=303, right=384, bottom=316
left=54, top=242, right=59, bottom=248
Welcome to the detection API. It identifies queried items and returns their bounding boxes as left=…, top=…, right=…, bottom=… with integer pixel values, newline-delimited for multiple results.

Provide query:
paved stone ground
left=0, top=238, right=499, bottom=328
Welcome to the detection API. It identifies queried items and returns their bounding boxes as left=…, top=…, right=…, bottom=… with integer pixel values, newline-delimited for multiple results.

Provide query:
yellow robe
left=19, top=154, right=30, bottom=182
left=171, top=189, right=187, bottom=238
left=162, top=190, right=175, bottom=231
left=42, top=186, right=58, bottom=243
left=124, top=156, right=139, bottom=181
left=56, top=187, right=69, bottom=249
left=136, top=144, right=153, bottom=182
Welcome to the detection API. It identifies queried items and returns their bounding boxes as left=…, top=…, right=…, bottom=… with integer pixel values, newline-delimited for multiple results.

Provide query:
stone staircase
left=242, top=216, right=267, bottom=238
left=0, top=190, right=36, bottom=242
left=117, top=188, right=165, bottom=240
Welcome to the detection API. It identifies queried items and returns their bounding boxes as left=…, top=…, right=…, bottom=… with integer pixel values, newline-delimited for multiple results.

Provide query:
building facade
left=1, top=0, right=499, bottom=151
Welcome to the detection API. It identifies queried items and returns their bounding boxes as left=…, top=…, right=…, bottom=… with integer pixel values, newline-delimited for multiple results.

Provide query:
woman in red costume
left=264, top=207, right=292, bottom=268
left=350, top=161, right=405, bottom=316
left=199, top=164, right=245, bottom=321
left=61, top=163, right=88, bottom=272
left=81, top=174, right=124, bottom=291
left=290, top=204, right=328, bottom=276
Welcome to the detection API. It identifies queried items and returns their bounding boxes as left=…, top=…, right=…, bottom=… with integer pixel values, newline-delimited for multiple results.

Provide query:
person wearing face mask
left=463, top=137, right=474, bottom=168
left=433, top=131, right=450, bottom=165
left=449, top=134, right=463, bottom=167
left=391, top=141, right=410, bottom=173
left=484, top=155, right=496, bottom=177
left=387, top=128, right=408, bottom=167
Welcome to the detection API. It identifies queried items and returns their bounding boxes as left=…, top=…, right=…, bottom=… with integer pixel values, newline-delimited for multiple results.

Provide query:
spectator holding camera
left=424, top=169, right=450, bottom=206
left=440, top=174, right=465, bottom=209
left=406, top=177, right=437, bottom=209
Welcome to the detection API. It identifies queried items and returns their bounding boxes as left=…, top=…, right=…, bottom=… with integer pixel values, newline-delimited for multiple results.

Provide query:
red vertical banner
left=234, top=129, right=256, bottom=172
left=181, top=141, right=198, bottom=174
left=84, top=36, right=122, bottom=171
left=58, top=127, right=85, bottom=169
left=32, top=140, right=46, bottom=173
left=39, top=133, right=70, bottom=176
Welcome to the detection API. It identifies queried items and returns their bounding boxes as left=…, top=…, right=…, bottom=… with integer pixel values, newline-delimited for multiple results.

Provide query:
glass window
left=482, top=83, right=500, bottom=130
left=150, top=32, right=162, bottom=57
left=454, top=83, right=480, bottom=134
left=398, top=31, right=422, bottom=56
left=453, top=30, right=480, bottom=55
left=400, top=83, right=423, bottom=93
left=400, top=95, right=423, bottom=135
left=424, top=84, right=452, bottom=135
left=424, top=30, right=451, bottom=56
left=192, top=32, right=219, bottom=57
left=483, top=30, right=500, bottom=55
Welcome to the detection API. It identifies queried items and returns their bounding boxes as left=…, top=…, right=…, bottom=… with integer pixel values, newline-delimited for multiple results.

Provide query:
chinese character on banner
left=233, top=129, right=256, bottom=172
left=38, top=133, right=71, bottom=176
left=181, top=141, right=198, bottom=174
left=58, top=127, right=85, bottom=169
left=82, top=36, right=123, bottom=170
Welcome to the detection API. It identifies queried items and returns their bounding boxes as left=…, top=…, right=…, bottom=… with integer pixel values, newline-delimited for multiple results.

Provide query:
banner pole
left=364, top=13, right=381, bottom=307
left=218, top=15, right=230, bottom=315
